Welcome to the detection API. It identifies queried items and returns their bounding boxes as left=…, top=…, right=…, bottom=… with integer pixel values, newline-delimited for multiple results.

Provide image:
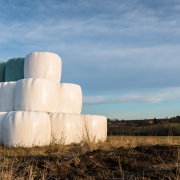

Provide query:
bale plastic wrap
left=5, top=58, right=24, bottom=82
left=15, top=78, right=57, bottom=113
left=0, top=112, right=7, bottom=145
left=0, top=82, right=16, bottom=112
left=83, top=115, right=107, bottom=142
left=50, top=113, right=84, bottom=144
left=50, top=113, right=107, bottom=144
left=2, top=111, right=51, bottom=147
left=56, top=83, right=82, bottom=114
left=24, top=52, right=62, bottom=83
left=0, top=62, right=6, bottom=82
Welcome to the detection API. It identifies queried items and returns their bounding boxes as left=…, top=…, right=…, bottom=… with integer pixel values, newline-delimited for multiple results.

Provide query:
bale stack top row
left=0, top=52, right=62, bottom=83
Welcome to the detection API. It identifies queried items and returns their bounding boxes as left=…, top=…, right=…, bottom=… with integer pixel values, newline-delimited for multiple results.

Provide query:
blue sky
left=0, top=0, right=180, bottom=119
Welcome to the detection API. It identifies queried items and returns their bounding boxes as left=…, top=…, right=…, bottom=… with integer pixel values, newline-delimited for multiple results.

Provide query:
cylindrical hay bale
left=0, top=82, right=16, bottom=112
left=56, top=83, right=82, bottom=114
left=5, top=58, right=24, bottom=82
left=50, top=113, right=84, bottom=145
left=0, top=112, right=7, bottom=145
left=2, top=111, right=51, bottom=147
left=15, top=78, right=57, bottom=113
left=83, top=115, right=107, bottom=142
left=0, top=62, right=6, bottom=82
left=24, top=52, right=62, bottom=83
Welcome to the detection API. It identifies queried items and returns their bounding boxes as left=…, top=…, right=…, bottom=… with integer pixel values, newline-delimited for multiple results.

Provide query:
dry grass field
left=106, top=135, right=180, bottom=148
left=108, top=123, right=180, bottom=136
left=1, top=135, right=180, bottom=179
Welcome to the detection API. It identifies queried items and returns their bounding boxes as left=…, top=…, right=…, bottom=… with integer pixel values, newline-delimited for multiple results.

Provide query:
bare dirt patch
left=1, top=144, right=180, bottom=179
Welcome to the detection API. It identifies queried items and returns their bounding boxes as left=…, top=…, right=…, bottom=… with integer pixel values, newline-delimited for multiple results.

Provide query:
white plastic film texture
left=15, top=78, right=57, bottom=113
left=0, top=112, right=7, bottom=145
left=50, top=113, right=107, bottom=144
left=2, top=111, right=51, bottom=147
left=56, top=83, right=82, bottom=114
left=50, top=113, right=84, bottom=145
left=0, top=82, right=16, bottom=112
left=83, top=115, right=107, bottom=142
left=24, top=52, right=62, bottom=83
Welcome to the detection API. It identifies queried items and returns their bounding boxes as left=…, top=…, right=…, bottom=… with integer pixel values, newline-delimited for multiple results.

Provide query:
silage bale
left=2, top=111, right=51, bottom=147
left=49, top=113, right=84, bottom=145
left=83, top=115, right=107, bottom=142
left=49, top=113, right=107, bottom=144
left=15, top=78, right=57, bottom=113
left=0, top=62, right=6, bottom=82
left=0, top=82, right=16, bottom=112
left=5, top=57, right=24, bottom=82
left=24, top=52, right=62, bottom=83
left=56, top=83, right=82, bottom=114
left=0, top=112, right=7, bottom=145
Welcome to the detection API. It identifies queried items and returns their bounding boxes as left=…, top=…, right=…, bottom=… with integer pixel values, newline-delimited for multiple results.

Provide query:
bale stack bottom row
left=0, top=112, right=107, bottom=147
left=0, top=52, right=107, bottom=147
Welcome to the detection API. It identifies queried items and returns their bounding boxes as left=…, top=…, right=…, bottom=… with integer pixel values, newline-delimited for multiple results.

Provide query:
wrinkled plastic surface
left=24, top=52, right=62, bottom=83
left=2, top=111, right=51, bottom=147
left=15, top=78, right=57, bottom=113
left=49, top=113, right=107, bottom=144
left=5, top=58, right=24, bottom=82
left=50, top=113, right=84, bottom=144
left=83, top=115, right=107, bottom=142
left=0, top=62, right=6, bottom=82
left=0, top=112, right=7, bottom=145
left=0, top=82, right=16, bottom=112
left=56, top=83, right=82, bottom=114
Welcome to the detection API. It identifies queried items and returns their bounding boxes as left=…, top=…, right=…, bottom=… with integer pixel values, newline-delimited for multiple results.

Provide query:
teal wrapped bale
left=0, top=62, right=6, bottom=82
left=5, top=58, right=25, bottom=82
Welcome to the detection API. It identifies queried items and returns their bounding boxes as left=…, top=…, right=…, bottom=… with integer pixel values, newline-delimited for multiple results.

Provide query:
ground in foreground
left=0, top=136, right=180, bottom=179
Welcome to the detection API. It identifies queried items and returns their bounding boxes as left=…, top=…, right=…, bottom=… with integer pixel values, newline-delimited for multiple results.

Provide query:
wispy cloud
left=0, top=0, right=180, bottom=46
left=83, top=87, right=180, bottom=104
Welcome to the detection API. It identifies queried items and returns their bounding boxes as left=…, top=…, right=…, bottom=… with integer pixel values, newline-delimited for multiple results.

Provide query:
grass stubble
left=0, top=135, right=180, bottom=179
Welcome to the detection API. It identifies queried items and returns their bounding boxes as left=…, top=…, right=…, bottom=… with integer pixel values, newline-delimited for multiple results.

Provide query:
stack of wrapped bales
left=0, top=52, right=107, bottom=147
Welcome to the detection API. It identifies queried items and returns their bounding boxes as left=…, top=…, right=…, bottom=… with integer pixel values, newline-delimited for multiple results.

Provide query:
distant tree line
left=107, top=116, right=180, bottom=126
left=107, top=116, right=180, bottom=136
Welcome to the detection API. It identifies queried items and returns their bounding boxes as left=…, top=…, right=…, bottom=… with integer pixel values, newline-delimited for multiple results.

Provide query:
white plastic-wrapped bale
left=24, top=52, right=62, bottom=83
left=50, top=113, right=84, bottom=145
left=83, top=115, right=107, bottom=142
left=15, top=78, right=57, bottom=113
left=2, top=111, right=51, bottom=147
left=56, top=83, right=82, bottom=114
left=0, top=112, right=7, bottom=145
left=0, top=82, right=16, bottom=112
left=5, top=58, right=24, bottom=82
